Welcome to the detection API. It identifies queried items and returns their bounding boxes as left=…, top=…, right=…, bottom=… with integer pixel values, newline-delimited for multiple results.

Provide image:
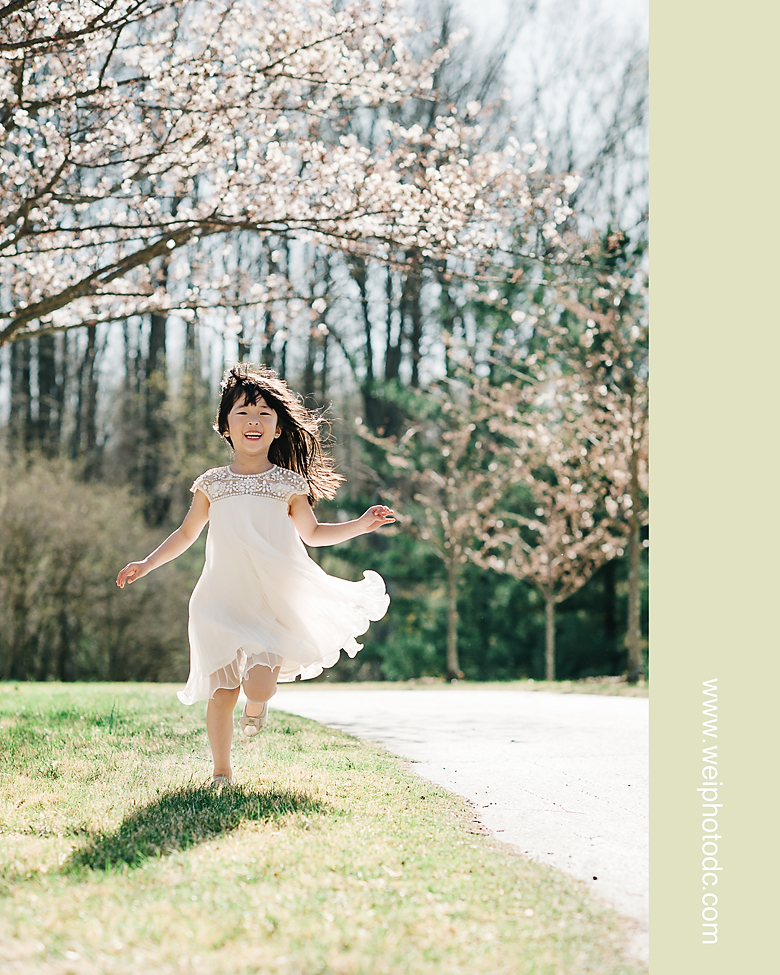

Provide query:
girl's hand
left=358, top=505, right=395, bottom=534
left=116, top=560, right=149, bottom=588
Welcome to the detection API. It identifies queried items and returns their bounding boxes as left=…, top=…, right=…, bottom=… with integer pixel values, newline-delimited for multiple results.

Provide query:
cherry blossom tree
left=471, top=366, right=629, bottom=681
left=470, top=226, right=648, bottom=678
left=554, top=236, right=649, bottom=677
left=0, top=0, right=577, bottom=347
left=357, top=381, right=502, bottom=679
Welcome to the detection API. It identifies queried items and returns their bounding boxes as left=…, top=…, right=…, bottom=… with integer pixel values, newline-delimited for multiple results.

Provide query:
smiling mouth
left=244, top=432, right=262, bottom=439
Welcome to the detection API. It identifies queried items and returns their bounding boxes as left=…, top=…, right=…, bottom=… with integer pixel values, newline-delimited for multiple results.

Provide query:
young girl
left=117, top=364, right=393, bottom=787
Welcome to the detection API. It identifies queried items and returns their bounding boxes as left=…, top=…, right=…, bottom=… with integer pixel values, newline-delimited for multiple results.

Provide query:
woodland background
left=0, top=0, right=648, bottom=686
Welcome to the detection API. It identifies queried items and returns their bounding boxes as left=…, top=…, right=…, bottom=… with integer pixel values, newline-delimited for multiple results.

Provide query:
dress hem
left=179, top=569, right=389, bottom=706
left=177, top=633, right=368, bottom=706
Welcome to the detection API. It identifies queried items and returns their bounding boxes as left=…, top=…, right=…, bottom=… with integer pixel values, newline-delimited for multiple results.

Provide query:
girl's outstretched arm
left=116, top=490, right=211, bottom=588
left=289, top=494, right=395, bottom=548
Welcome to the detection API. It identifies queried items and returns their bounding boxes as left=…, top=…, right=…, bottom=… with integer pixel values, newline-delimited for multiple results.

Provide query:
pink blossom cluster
left=1, top=0, right=577, bottom=346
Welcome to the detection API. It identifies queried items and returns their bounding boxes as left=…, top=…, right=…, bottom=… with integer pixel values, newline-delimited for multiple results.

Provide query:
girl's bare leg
left=243, top=664, right=281, bottom=716
left=207, top=685, right=241, bottom=780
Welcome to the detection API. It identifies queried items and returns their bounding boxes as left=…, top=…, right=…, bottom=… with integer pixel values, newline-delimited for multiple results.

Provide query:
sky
left=459, top=0, right=647, bottom=61
left=454, top=0, right=648, bottom=229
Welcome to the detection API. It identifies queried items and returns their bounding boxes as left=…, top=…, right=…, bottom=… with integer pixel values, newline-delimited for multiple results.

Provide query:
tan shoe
left=239, top=701, right=268, bottom=737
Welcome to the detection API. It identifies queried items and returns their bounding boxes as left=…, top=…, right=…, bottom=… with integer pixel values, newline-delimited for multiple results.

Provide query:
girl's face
left=226, top=395, right=280, bottom=456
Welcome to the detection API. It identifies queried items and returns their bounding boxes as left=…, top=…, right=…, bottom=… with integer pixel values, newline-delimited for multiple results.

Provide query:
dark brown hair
left=214, top=364, right=344, bottom=504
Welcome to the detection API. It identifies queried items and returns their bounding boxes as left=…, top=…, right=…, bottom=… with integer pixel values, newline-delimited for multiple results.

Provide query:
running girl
left=117, top=364, right=392, bottom=787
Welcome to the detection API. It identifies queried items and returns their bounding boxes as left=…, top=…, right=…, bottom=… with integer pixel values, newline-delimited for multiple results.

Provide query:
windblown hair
left=214, top=364, right=344, bottom=504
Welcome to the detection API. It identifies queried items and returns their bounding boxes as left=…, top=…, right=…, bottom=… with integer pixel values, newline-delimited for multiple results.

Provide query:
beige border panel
left=651, top=0, right=779, bottom=972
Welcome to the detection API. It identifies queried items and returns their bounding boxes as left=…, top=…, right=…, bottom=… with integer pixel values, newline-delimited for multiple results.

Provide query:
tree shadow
left=66, top=784, right=329, bottom=872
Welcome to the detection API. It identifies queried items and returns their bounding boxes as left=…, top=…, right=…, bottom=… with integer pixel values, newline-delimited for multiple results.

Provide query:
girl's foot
left=239, top=701, right=268, bottom=737
left=210, top=774, right=232, bottom=791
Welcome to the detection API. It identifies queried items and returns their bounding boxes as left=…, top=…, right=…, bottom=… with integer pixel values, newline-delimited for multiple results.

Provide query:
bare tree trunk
left=545, top=593, right=556, bottom=681
left=438, top=272, right=455, bottom=378
left=262, top=243, right=286, bottom=370
left=602, top=558, right=617, bottom=643
left=446, top=555, right=464, bottom=680
left=405, top=253, right=423, bottom=387
left=385, top=265, right=402, bottom=381
left=625, top=442, right=644, bottom=681
left=69, top=325, right=100, bottom=466
left=53, top=332, right=67, bottom=446
left=9, top=338, right=33, bottom=450
left=351, top=255, right=374, bottom=383
left=260, top=303, right=274, bottom=368
left=303, top=320, right=317, bottom=403
left=320, top=330, right=329, bottom=402
left=36, top=333, right=60, bottom=454
left=259, top=242, right=277, bottom=368
left=82, top=325, right=100, bottom=477
left=278, top=322, right=288, bottom=379
left=117, top=320, right=143, bottom=487
left=143, top=302, right=169, bottom=524
left=181, top=319, right=208, bottom=456
left=69, top=331, right=82, bottom=460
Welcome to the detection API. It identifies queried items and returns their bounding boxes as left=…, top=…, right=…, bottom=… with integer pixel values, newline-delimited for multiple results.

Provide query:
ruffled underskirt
left=202, top=644, right=284, bottom=700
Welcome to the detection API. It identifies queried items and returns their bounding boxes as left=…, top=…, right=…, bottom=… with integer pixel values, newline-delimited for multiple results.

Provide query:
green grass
left=0, top=683, right=646, bottom=974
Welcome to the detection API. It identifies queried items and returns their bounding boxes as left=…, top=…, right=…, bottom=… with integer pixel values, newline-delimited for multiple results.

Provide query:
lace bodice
left=190, top=465, right=309, bottom=505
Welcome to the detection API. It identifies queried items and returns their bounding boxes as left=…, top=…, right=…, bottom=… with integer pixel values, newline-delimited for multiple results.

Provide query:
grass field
left=0, top=682, right=647, bottom=975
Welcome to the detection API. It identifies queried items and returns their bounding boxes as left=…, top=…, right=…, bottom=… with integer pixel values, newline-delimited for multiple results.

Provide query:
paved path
left=269, top=686, right=649, bottom=961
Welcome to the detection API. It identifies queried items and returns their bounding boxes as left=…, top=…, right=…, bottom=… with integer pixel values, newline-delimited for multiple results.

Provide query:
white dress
left=177, top=465, right=389, bottom=705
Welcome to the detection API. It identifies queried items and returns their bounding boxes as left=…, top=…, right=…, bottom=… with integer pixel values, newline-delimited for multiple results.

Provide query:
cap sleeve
left=285, top=471, right=310, bottom=501
left=190, top=471, right=213, bottom=501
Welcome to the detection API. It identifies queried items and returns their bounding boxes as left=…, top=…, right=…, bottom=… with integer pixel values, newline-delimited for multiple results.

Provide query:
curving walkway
left=268, top=685, right=649, bottom=962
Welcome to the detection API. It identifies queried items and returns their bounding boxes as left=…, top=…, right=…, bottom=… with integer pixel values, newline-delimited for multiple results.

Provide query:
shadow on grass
left=66, top=784, right=329, bottom=872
